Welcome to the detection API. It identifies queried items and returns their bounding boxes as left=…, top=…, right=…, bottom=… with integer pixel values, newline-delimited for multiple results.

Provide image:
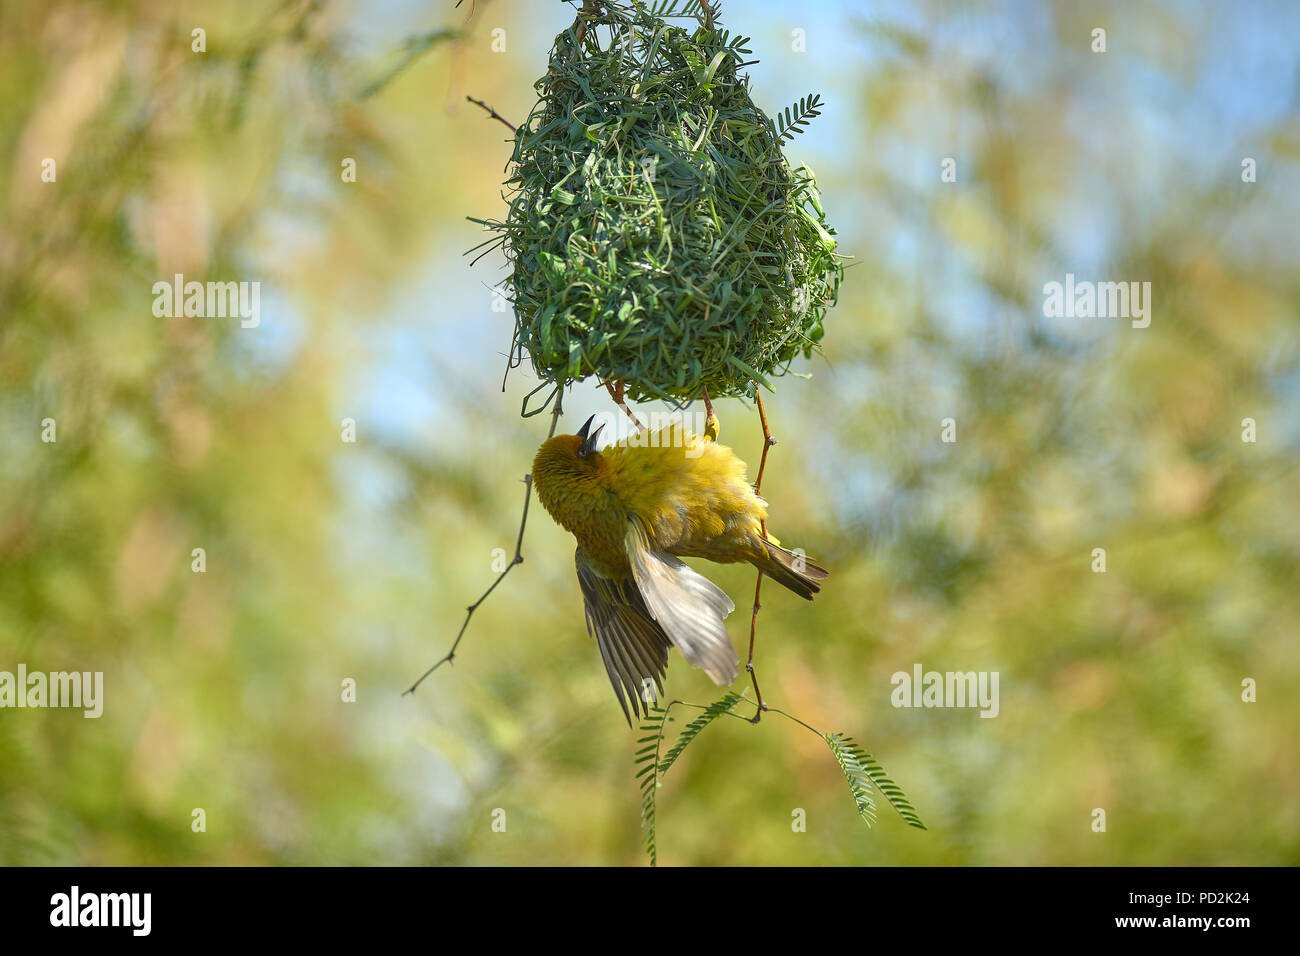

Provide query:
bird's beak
left=577, top=415, right=605, bottom=457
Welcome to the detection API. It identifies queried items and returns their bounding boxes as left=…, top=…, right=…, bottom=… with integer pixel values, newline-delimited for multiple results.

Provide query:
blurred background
left=1, top=0, right=1298, bottom=865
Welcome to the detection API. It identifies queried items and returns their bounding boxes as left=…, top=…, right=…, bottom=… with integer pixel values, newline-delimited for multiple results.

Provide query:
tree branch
left=699, top=0, right=715, bottom=30
left=404, top=385, right=564, bottom=696
left=603, top=378, right=646, bottom=431
left=746, top=387, right=777, bottom=722
left=466, top=95, right=516, bottom=132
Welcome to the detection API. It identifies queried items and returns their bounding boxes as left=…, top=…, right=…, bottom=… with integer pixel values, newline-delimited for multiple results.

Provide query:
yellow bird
left=533, top=413, right=828, bottom=723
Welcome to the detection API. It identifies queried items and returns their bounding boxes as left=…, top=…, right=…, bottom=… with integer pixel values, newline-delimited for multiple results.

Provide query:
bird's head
left=532, top=414, right=609, bottom=500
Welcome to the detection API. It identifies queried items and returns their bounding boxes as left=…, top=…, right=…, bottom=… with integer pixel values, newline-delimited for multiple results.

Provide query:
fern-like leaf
left=774, top=93, right=825, bottom=142
left=633, top=692, right=742, bottom=866
left=684, top=0, right=723, bottom=26
left=825, top=732, right=928, bottom=831
left=643, top=1, right=689, bottom=19
left=635, top=707, right=669, bottom=866
left=659, top=692, right=743, bottom=775
left=639, top=0, right=710, bottom=21
left=825, top=732, right=877, bottom=827
left=711, top=30, right=752, bottom=55
left=851, top=743, right=928, bottom=830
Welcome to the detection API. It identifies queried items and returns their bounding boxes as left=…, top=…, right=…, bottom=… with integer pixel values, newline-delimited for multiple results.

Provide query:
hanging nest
left=475, top=0, right=844, bottom=404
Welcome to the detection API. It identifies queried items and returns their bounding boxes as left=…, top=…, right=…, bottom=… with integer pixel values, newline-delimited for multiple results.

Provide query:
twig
left=752, top=389, right=776, bottom=497
left=672, top=696, right=817, bottom=737
left=698, top=0, right=715, bottom=30
left=466, top=95, right=516, bottom=132
left=746, top=387, right=777, bottom=722
left=404, top=386, right=565, bottom=696
left=603, top=378, right=646, bottom=431
left=575, top=0, right=600, bottom=48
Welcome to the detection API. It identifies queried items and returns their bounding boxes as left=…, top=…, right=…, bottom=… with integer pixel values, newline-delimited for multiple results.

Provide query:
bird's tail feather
left=756, top=539, right=830, bottom=601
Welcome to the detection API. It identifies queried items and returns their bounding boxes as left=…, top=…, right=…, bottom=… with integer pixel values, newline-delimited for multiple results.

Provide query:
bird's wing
left=624, top=520, right=739, bottom=686
left=575, top=548, right=672, bottom=725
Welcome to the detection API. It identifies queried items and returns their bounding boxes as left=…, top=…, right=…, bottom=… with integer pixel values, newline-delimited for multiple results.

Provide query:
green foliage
left=825, top=732, right=877, bottom=826
left=659, top=692, right=744, bottom=774
left=773, top=93, right=824, bottom=142
left=825, top=733, right=927, bottom=831
left=479, top=0, right=843, bottom=402
left=637, top=696, right=923, bottom=865
left=636, top=692, right=742, bottom=865
left=634, top=706, right=669, bottom=866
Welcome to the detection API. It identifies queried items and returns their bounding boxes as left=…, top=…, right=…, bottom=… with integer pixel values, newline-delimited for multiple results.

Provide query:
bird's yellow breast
left=533, top=423, right=769, bottom=573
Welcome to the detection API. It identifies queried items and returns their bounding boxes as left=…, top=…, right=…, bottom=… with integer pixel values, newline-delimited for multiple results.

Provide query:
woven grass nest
left=476, top=0, right=844, bottom=404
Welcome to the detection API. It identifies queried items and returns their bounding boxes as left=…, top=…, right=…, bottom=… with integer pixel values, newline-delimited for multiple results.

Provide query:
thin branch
left=404, top=386, right=564, bottom=696
left=453, top=0, right=491, bottom=22
left=667, top=695, right=754, bottom=726
left=745, top=387, right=777, bottom=722
left=603, top=377, right=646, bottom=431
left=700, top=386, right=715, bottom=422
left=466, top=95, right=516, bottom=132
left=574, top=0, right=601, bottom=48
left=674, top=697, right=816, bottom=736
left=765, top=704, right=823, bottom=737
left=698, top=0, right=715, bottom=30
left=752, top=388, right=776, bottom=497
